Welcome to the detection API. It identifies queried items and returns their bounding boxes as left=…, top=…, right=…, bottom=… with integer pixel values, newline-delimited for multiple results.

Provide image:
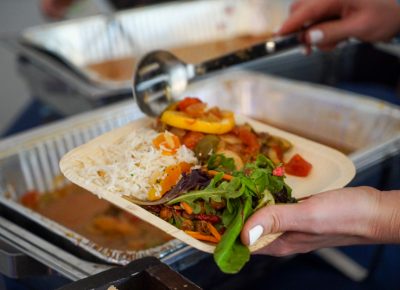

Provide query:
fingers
left=240, top=201, right=314, bottom=246
left=255, top=232, right=366, bottom=256
left=278, top=0, right=343, bottom=35
left=305, top=17, right=358, bottom=47
left=241, top=187, right=381, bottom=250
left=254, top=232, right=319, bottom=256
left=289, top=0, right=305, bottom=15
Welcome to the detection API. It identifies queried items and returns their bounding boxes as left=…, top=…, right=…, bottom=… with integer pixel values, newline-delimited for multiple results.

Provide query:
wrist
left=368, top=189, right=400, bottom=243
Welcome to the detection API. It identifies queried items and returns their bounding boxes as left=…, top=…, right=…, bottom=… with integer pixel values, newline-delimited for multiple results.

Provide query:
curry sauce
left=21, top=183, right=172, bottom=251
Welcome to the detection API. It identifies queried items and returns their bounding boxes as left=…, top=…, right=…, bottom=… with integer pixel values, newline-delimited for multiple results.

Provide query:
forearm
left=306, top=187, right=400, bottom=244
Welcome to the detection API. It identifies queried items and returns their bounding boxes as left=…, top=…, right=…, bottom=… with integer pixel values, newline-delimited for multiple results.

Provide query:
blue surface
left=181, top=246, right=400, bottom=290
left=337, top=82, right=400, bottom=106
left=1, top=99, right=63, bottom=138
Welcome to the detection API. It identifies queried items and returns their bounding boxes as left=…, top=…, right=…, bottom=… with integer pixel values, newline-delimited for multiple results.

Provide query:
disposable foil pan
left=0, top=104, right=184, bottom=266
left=0, top=71, right=399, bottom=270
left=19, top=0, right=290, bottom=90
left=183, top=72, right=400, bottom=172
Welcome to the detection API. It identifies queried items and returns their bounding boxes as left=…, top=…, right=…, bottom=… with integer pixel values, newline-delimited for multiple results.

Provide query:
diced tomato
left=284, top=154, right=312, bottom=177
left=182, top=131, right=204, bottom=149
left=20, top=190, right=40, bottom=209
left=177, top=97, right=202, bottom=111
left=234, top=126, right=260, bottom=156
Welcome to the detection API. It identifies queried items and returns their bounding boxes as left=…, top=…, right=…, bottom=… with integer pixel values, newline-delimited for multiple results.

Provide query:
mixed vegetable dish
left=138, top=97, right=312, bottom=273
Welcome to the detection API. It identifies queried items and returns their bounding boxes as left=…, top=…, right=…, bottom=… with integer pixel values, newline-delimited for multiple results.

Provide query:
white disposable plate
left=60, top=115, right=355, bottom=253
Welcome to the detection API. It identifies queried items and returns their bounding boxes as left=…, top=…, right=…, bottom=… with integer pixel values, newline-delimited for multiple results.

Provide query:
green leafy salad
left=145, top=154, right=296, bottom=274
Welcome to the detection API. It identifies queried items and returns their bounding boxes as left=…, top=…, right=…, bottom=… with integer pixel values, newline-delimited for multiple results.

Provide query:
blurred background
left=0, top=0, right=102, bottom=135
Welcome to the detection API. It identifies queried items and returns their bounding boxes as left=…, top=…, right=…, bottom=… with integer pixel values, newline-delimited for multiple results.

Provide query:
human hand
left=240, top=187, right=400, bottom=256
left=40, top=0, right=77, bottom=19
left=278, top=0, right=400, bottom=51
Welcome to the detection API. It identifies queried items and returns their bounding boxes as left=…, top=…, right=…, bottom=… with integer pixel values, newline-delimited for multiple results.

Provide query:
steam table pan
left=0, top=71, right=399, bottom=280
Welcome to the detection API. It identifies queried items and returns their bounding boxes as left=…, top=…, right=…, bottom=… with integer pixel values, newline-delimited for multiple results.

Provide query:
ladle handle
left=194, top=34, right=302, bottom=76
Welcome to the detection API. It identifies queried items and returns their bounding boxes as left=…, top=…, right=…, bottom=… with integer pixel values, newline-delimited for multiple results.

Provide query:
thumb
left=241, top=202, right=313, bottom=246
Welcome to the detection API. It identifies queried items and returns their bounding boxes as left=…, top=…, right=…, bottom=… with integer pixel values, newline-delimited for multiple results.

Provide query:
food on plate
left=72, top=97, right=312, bottom=273
left=20, top=183, right=172, bottom=251
left=284, top=153, right=313, bottom=177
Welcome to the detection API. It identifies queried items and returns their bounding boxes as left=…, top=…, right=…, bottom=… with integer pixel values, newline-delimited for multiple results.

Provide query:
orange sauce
left=21, top=183, right=172, bottom=251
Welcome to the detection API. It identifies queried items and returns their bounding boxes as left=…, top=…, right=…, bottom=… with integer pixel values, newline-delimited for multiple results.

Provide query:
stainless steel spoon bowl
left=133, top=50, right=195, bottom=117
left=133, top=34, right=301, bottom=117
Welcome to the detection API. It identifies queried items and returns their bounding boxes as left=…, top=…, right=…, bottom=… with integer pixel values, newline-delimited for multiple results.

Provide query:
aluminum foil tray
left=19, top=0, right=290, bottom=89
left=183, top=72, right=400, bottom=169
left=0, top=71, right=399, bottom=272
left=0, top=104, right=185, bottom=266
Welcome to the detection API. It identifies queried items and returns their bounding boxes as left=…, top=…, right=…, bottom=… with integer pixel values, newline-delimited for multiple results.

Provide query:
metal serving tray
left=1, top=0, right=290, bottom=116
left=0, top=102, right=204, bottom=280
left=0, top=103, right=186, bottom=266
left=0, top=71, right=399, bottom=280
left=184, top=72, right=400, bottom=172
left=19, top=0, right=290, bottom=90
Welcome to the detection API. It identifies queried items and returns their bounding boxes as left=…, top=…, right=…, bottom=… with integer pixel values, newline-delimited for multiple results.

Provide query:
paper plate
left=60, top=115, right=355, bottom=253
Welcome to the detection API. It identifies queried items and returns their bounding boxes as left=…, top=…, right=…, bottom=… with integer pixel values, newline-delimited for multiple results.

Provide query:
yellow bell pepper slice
left=160, top=110, right=235, bottom=134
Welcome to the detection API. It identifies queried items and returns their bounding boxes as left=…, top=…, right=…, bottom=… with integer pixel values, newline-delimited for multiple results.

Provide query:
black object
left=57, top=257, right=201, bottom=290
left=198, top=34, right=301, bottom=75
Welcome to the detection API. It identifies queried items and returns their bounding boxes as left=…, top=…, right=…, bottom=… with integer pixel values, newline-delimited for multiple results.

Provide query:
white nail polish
left=249, top=225, right=264, bottom=246
left=309, top=30, right=324, bottom=45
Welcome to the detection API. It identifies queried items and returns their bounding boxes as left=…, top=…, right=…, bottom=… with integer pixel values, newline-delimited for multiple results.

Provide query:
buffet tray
left=0, top=103, right=188, bottom=266
left=0, top=71, right=399, bottom=279
left=18, top=0, right=290, bottom=91
left=20, top=0, right=288, bottom=91
left=184, top=72, right=400, bottom=171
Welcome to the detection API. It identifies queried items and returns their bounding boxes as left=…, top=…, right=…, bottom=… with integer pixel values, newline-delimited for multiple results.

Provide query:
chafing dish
left=1, top=0, right=291, bottom=115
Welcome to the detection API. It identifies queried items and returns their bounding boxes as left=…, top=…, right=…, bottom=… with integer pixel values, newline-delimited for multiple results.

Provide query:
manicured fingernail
left=249, top=225, right=264, bottom=245
left=309, top=29, right=324, bottom=44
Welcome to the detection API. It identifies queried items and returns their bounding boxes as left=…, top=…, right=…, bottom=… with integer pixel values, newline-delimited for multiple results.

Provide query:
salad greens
left=167, top=154, right=295, bottom=274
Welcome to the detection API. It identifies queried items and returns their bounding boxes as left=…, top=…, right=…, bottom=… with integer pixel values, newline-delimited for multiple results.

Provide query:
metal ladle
left=133, top=34, right=302, bottom=117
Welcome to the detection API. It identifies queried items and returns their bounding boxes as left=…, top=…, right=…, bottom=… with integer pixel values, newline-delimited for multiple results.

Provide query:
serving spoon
left=133, top=33, right=302, bottom=117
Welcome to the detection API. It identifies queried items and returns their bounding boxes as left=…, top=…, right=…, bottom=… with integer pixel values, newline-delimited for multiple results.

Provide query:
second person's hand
left=278, top=0, right=400, bottom=51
